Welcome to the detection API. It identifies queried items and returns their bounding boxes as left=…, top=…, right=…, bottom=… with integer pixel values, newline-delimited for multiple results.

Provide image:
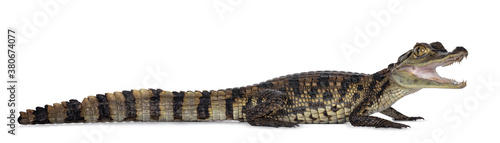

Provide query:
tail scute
left=109, top=92, right=127, bottom=122
left=18, top=109, right=34, bottom=125
left=64, top=99, right=84, bottom=122
left=81, top=96, right=99, bottom=122
left=33, top=106, right=49, bottom=124
left=149, top=89, right=162, bottom=121
left=95, top=94, right=111, bottom=121
left=122, top=90, right=137, bottom=121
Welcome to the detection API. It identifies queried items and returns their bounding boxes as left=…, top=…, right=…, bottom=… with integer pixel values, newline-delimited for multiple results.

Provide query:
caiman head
left=389, top=42, right=468, bottom=89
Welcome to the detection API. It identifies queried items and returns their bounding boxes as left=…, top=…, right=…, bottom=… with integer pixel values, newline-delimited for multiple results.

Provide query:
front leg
left=349, top=100, right=410, bottom=128
left=380, top=107, right=424, bottom=121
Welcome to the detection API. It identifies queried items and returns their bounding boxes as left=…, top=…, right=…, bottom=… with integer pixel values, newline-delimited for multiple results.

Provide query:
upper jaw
left=398, top=47, right=468, bottom=89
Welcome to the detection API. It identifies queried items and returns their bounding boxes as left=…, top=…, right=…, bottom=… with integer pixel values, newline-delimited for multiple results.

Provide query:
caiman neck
left=367, top=68, right=422, bottom=114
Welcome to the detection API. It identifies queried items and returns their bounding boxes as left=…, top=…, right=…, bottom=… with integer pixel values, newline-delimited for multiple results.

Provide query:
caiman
left=18, top=42, right=468, bottom=128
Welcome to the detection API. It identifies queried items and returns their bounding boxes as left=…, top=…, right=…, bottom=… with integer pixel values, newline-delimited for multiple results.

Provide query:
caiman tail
left=18, top=88, right=247, bottom=125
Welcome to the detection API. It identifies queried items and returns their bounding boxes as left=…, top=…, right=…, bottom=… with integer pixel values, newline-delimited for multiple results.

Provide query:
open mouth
left=404, top=52, right=468, bottom=87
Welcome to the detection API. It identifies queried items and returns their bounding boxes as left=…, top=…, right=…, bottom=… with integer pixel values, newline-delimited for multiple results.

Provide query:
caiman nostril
left=452, top=46, right=468, bottom=54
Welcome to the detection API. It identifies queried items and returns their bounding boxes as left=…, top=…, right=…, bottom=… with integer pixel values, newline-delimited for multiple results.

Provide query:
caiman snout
left=451, top=46, right=468, bottom=55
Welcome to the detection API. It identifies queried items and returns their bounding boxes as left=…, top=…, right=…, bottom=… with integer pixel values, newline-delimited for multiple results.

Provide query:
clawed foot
left=374, top=122, right=410, bottom=129
left=248, top=118, right=299, bottom=128
left=279, top=122, right=299, bottom=128
left=395, top=116, right=424, bottom=121
left=350, top=115, right=411, bottom=129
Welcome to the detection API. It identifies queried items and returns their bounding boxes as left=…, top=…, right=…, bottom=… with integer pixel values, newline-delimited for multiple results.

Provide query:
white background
left=1, top=0, right=500, bottom=143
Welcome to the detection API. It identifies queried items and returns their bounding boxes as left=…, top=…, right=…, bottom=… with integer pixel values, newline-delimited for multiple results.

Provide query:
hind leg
left=245, top=89, right=297, bottom=127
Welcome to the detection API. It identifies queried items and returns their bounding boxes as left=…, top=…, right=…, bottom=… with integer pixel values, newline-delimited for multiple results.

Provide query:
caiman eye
left=414, top=46, right=428, bottom=57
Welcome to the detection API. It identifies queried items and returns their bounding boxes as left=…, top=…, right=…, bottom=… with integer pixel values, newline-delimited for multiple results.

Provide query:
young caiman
left=18, top=42, right=468, bottom=128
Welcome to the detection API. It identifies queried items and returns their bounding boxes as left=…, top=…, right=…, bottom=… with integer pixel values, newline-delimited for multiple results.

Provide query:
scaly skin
left=18, top=42, right=468, bottom=128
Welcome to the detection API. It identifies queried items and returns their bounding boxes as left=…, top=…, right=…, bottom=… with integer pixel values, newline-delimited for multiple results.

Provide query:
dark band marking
left=288, top=74, right=300, bottom=96
left=353, top=93, right=361, bottom=101
left=65, top=99, right=83, bottom=122
left=375, top=81, right=390, bottom=99
left=256, top=97, right=263, bottom=104
left=149, top=89, right=162, bottom=121
left=197, top=91, right=211, bottom=119
left=226, top=88, right=239, bottom=119
left=323, top=110, right=332, bottom=118
left=243, top=96, right=252, bottom=113
left=293, top=116, right=299, bottom=122
left=339, top=80, right=348, bottom=97
left=233, top=88, right=244, bottom=98
left=331, top=105, right=339, bottom=112
left=122, top=90, right=137, bottom=120
left=286, top=97, right=293, bottom=105
left=309, top=114, right=318, bottom=121
left=33, top=106, right=49, bottom=124
left=323, top=90, right=333, bottom=101
left=351, top=74, right=361, bottom=84
left=172, top=91, right=184, bottom=120
left=309, top=87, right=318, bottom=98
left=318, top=72, right=330, bottom=87
left=96, top=94, right=111, bottom=121
left=368, top=72, right=384, bottom=95
left=357, top=85, right=364, bottom=91
left=256, top=81, right=273, bottom=88
left=373, top=72, right=385, bottom=82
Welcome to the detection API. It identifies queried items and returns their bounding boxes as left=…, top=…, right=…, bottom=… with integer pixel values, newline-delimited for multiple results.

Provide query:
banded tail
left=18, top=88, right=246, bottom=125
